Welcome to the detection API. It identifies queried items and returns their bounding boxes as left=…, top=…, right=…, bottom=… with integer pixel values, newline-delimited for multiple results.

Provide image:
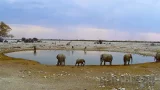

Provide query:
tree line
left=21, top=37, right=42, bottom=43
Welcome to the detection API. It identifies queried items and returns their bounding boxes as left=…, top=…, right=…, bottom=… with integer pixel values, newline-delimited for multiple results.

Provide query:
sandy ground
left=0, top=40, right=160, bottom=90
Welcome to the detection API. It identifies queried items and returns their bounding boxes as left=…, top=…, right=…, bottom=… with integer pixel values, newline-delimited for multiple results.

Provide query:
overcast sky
left=1, top=0, right=160, bottom=40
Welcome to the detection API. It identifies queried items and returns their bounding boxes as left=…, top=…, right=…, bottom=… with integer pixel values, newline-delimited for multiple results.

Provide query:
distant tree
left=22, top=37, right=26, bottom=42
left=37, top=40, right=42, bottom=42
left=0, top=21, right=13, bottom=38
left=151, top=43, right=155, bottom=46
left=25, top=39, right=29, bottom=43
left=8, top=34, right=14, bottom=39
left=33, top=37, right=38, bottom=42
left=99, top=40, right=102, bottom=44
left=28, top=38, right=33, bottom=43
left=4, top=40, right=8, bottom=43
left=17, top=40, right=21, bottom=42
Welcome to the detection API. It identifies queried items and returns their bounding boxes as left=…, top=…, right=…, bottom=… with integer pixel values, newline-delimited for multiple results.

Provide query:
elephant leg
left=57, top=61, right=59, bottom=66
left=128, top=61, right=130, bottom=65
left=104, top=61, right=105, bottom=65
left=124, top=61, right=126, bottom=65
left=58, top=61, right=60, bottom=66
left=60, top=61, right=62, bottom=66
left=62, top=61, right=64, bottom=66
left=63, top=60, right=65, bottom=66
left=78, top=63, right=79, bottom=66
left=100, top=61, right=102, bottom=66
left=110, top=61, right=112, bottom=65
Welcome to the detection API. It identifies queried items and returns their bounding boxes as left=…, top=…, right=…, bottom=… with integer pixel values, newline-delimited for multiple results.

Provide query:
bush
left=22, top=37, right=26, bottom=42
left=33, top=38, right=38, bottom=42
left=4, top=40, right=8, bottom=43
left=0, top=37, right=3, bottom=42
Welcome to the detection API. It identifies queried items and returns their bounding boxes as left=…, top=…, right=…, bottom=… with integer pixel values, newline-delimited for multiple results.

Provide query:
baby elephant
left=75, top=59, right=85, bottom=66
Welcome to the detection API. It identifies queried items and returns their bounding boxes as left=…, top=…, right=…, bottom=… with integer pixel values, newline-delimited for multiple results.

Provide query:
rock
left=28, top=71, right=31, bottom=74
left=116, top=79, right=120, bottom=81
left=101, top=85, right=105, bottom=87
left=112, top=88, right=117, bottom=90
left=44, top=76, right=47, bottom=78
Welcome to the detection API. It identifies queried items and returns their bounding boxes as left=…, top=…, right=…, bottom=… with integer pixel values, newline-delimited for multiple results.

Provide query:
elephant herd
left=56, top=53, right=133, bottom=66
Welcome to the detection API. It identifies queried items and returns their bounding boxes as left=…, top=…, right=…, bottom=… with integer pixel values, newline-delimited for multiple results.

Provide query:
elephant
left=75, top=59, right=85, bottom=66
left=123, top=54, right=133, bottom=65
left=56, top=54, right=66, bottom=66
left=154, top=52, right=160, bottom=62
left=100, top=54, right=113, bottom=65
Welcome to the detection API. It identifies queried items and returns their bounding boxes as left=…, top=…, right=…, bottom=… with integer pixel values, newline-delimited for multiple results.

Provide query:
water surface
left=5, top=50, right=154, bottom=65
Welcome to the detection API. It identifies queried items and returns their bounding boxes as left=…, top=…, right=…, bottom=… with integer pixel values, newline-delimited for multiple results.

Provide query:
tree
left=33, top=37, right=38, bottom=42
left=0, top=21, right=13, bottom=38
left=99, top=40, right=103, bottom=44
left=8, top=34, right=14, bottom=39
left=22, top=37, right=26, bottom=42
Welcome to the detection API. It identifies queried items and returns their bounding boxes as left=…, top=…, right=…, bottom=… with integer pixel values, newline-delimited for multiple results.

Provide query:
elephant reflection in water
left=72, top=50, right=74, bottom=55
left=66, top=50, right=70, bottom=56
left=84, top=50, right=87, bottom=55
left=33, top=46, right=37, bottom=56
left=84, top=46, right=87, bottom=55
left=33, top=51, right=37, bottom=56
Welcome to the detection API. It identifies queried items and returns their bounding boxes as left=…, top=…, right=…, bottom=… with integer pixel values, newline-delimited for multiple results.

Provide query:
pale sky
left=1, top=0, right=160, bottom=41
